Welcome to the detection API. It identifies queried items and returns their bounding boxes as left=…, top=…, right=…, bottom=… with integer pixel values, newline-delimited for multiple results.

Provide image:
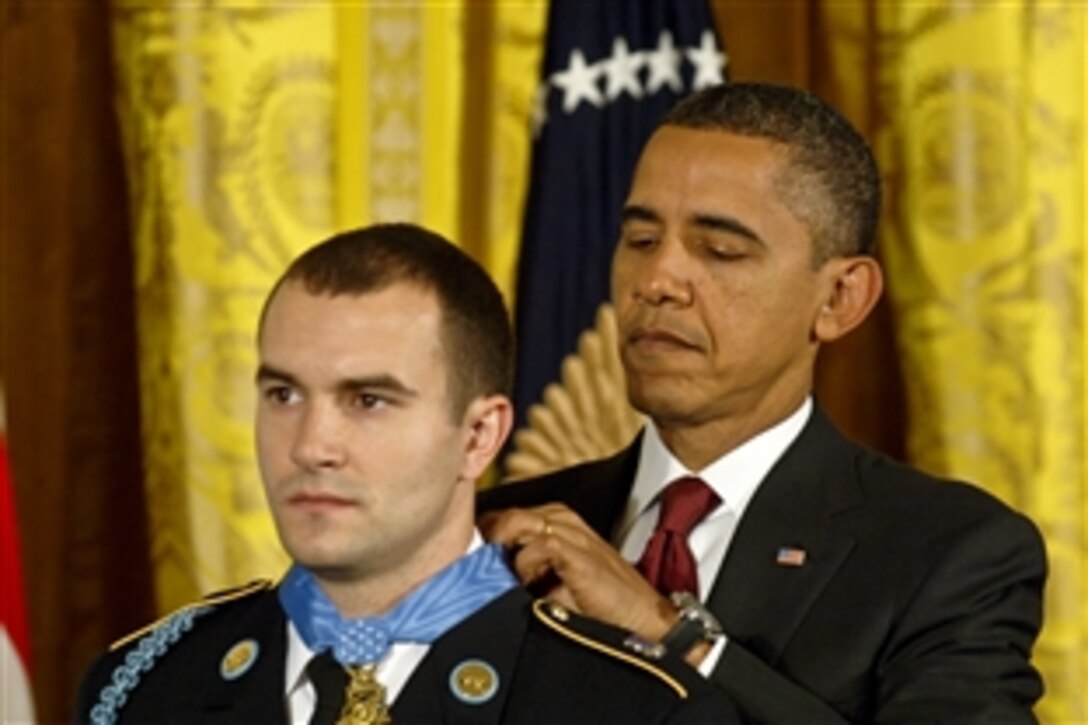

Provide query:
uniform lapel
left=392, top=588, right=532, bottom=724
left=483, top=436, right=642, bottom=540
left=706, top=407, right=864, bottom=664
left=569, top=437, right=642, bottom=539
left=198, top=590, right=290, bottom=722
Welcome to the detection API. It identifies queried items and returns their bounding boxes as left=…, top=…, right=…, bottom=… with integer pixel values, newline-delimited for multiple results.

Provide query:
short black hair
left=260, top=223, right=512, bottom=419
left=663, top=82, right=881, bottom=262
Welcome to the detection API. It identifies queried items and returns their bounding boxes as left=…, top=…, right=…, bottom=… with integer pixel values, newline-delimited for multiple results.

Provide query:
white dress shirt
left=284, top=532, right=484, bottom=723
left=615, top=398, right=812, bottom=675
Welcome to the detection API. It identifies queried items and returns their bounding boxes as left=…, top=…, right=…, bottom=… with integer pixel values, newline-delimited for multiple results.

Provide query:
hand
left=479, top=504, right=679, bottom=643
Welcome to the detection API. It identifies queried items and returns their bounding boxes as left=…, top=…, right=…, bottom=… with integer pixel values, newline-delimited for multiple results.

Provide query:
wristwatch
left=660, top=591, right=723, bottom=656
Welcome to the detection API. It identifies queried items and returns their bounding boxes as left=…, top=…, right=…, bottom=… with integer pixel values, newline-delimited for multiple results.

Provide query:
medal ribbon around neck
left=280, top=543, right=517, bottom=665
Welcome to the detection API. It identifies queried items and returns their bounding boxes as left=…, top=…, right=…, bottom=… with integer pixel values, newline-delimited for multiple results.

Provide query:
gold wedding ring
left=541, top=516, right=554, bottom=536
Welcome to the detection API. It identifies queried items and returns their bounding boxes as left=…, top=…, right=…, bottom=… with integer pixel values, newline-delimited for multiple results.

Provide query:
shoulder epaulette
left=531, top=598, right=688, bottom=698
left=201, top=577, right=274, bottom=607
left=109, top=578, right=273, bottom=651
left=90, top=579, right=273, bottom=725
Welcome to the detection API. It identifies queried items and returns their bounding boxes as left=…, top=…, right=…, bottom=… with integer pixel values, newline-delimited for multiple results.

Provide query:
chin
left=292, top=551, right=361, bottom=580
left=628, top=386, right=689, bottom=421
left=631, top=383, right=731, bottom=431
left=282, top=532, right=349, bottom=571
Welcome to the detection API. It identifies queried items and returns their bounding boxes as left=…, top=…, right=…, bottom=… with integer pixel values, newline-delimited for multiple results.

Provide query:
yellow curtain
left=110, top=2, right=545, bottom=612
left=871, top=4, right=1086, bottom=722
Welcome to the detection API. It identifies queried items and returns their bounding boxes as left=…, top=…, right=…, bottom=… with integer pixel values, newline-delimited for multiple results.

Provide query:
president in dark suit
left=75, top=224, right=736, bottom=723
left=480, top=83, right=1046, bottom=724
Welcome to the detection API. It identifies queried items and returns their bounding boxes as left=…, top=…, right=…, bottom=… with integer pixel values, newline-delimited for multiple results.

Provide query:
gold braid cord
left=339, top=665, right=391, bottom=725
left=504, top=303, right=644, bottom=481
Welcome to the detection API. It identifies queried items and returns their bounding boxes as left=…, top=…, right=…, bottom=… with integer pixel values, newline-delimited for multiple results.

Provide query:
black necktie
left=307, top=651, right=348, bottom=725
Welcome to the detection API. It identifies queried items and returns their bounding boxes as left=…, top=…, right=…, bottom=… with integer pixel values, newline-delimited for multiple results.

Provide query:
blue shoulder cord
left=89, top=605, right=211, bottom=725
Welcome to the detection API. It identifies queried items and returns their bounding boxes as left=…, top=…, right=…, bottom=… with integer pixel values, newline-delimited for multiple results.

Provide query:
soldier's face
left=255, top=281, right=475, bottom=595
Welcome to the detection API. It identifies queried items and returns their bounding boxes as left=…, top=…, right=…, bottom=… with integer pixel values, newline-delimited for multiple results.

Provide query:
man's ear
left=814, top=256, right=884, bottom=343
left=459, top=395, right=514, bottom=483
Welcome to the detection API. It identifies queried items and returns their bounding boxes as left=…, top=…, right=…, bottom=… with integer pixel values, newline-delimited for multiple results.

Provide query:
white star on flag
left=686, top=30, right=727, bottom=90
left=644, top=30, right=683, bottom=95
left=552, top=48, right=605, bottom=113
left=532, top=27, right=728, bottom=131
left=601, top=37, right=646, bottom=101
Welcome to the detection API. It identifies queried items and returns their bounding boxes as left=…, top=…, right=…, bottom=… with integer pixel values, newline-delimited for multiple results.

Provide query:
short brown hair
left=663, top=82, right=880, bottom=262
left=260, top=224, right=512, bottom=419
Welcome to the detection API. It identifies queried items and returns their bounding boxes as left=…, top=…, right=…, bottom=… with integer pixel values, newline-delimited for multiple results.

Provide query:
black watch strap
left=660, top=591, right=723, bottom=656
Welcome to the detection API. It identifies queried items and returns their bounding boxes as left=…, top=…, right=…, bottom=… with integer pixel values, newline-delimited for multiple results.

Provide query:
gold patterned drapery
left=109, top=2, right=545, bottom=612
left=870, top=4, right=1086, bottom=722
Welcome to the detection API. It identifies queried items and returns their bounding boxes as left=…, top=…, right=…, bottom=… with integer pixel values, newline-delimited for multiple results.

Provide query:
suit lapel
left=707, top=407, right=864, bottom=664
left=392, top=588, right=532, bottom=724
left=198, top=590, right=289, bottom=722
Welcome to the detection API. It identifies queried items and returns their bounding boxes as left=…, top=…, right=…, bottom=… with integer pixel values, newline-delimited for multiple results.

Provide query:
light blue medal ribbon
left=280, top=543, right=518, bottom=665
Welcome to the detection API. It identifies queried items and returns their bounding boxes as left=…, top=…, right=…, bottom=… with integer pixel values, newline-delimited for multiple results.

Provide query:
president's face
left=612, top=126, right=838, bottom=431
left=255, top=280, right=475, bottom=589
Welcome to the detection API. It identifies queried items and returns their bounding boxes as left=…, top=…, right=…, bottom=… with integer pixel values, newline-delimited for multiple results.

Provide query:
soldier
left=76, top=224, right=737, bottom=723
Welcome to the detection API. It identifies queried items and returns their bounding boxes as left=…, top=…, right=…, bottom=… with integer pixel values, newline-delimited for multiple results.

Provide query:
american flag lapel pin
left=776, top=546, right=807, bottom=567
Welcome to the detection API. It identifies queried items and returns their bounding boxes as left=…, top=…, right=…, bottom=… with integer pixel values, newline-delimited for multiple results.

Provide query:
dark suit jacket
left=478, top=406, right=1046, bottom=724
left=75, top=585, right=737, bottom=723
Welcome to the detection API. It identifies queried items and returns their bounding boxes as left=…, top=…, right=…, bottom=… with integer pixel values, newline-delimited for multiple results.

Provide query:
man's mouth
left=287, top=491, right=357, bottom=509
left=627, top=326, right=701, bottom=351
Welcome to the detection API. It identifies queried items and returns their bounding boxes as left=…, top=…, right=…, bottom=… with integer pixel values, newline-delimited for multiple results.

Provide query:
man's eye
left=622, top=232, right=657, bottom=249
left=354, top=393, right=387, bottom=410
left=706, top=246, right=745, bottom=261
left=703, top=240, right=748, bottom=261
left=264, top=386, right=299, bottom=404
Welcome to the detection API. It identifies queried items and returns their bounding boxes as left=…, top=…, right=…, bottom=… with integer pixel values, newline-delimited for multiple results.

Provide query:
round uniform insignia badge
left=220, top=639, right=260, bottom=681
left=449, top=659, right=499, bottom=705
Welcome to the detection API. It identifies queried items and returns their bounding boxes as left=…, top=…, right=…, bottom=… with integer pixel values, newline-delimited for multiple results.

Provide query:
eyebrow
left=691, top=213, right=765, bottom=247
left=255, top=364, right=419, bottom=398
left=621, top=204, right=765, bottom=247
left=620, top=204, right=663, bottom=225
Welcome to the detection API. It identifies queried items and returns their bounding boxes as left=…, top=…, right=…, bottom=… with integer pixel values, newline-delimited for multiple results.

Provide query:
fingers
left=504, top=517, right=676, bottom=641
left=478, top=504, right=589, bottom=547
left=479, top=505, right=677, bottom=641
left=504, top=522, right=601, bottom=603
left=479, top=504, right=608, bottom=593
left=495, top=510, right=626, bottom=596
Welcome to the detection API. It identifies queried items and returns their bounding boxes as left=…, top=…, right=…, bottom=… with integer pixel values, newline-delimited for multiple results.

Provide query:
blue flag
left=514, top=0, right=726, bottom=426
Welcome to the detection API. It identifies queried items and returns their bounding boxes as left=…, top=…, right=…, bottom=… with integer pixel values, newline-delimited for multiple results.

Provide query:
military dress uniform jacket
left=75, top=584, right=738, bottom=724
left=478, top=405, right=1047, bottom=724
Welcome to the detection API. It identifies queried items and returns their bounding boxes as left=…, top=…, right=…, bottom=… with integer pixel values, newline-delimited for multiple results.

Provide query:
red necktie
left=636, top=476, right=721, bottom=596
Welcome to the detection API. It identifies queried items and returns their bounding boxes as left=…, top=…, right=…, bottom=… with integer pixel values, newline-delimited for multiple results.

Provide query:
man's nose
left=633, top=239, right=694, bottom=307
left=289, top=402, right=348, bottom=472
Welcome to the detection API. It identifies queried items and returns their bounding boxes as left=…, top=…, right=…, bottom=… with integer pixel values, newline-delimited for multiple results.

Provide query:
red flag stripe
left=0, top=437, right=32, bottom=670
